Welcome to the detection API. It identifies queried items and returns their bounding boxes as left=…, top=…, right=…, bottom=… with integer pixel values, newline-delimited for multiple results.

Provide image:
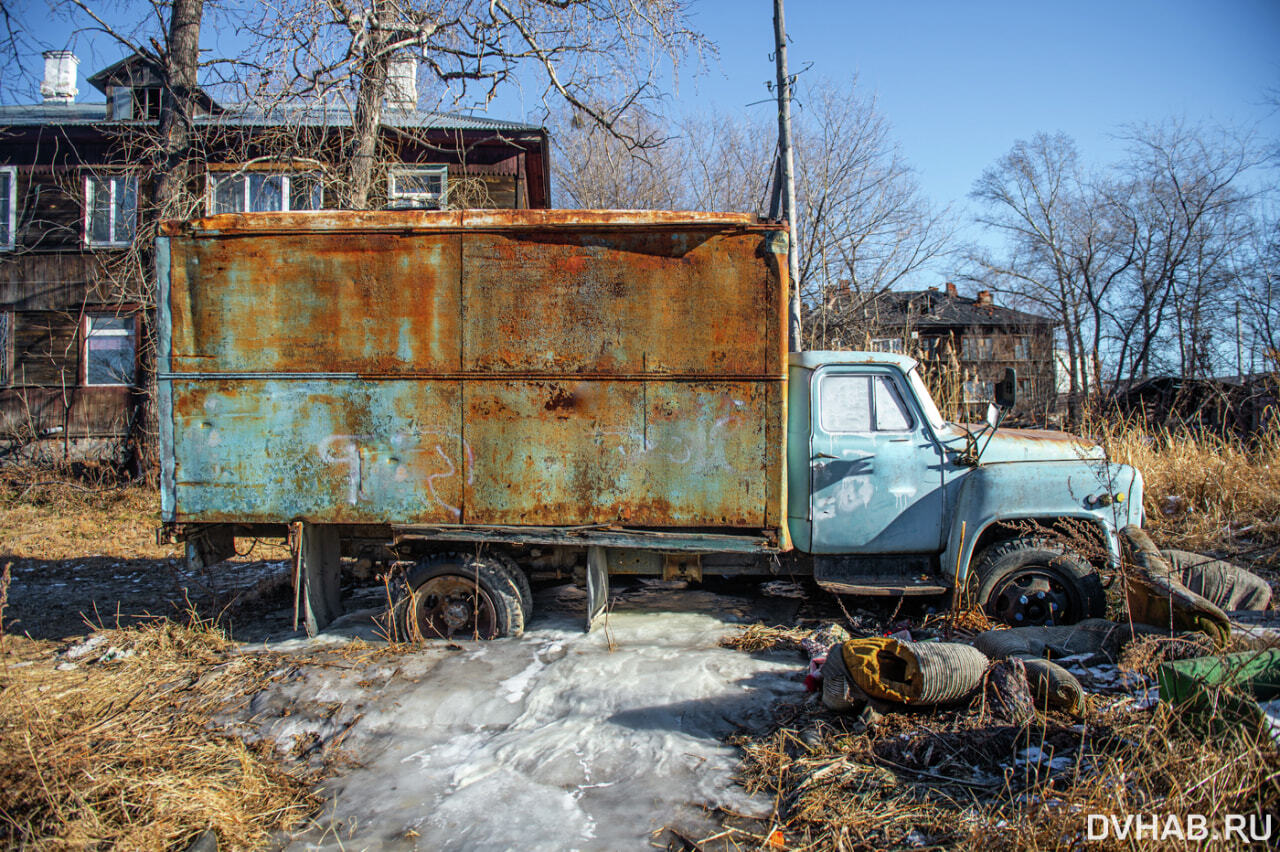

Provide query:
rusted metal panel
left=169, top=232, right=462, bottom=374
left=462, top=380, right=767, bottom=526
left=160, top=210, right=789, bottom=537
left=460, top=229, right=772, bottom=375
left=169, top=378, right=463, bottom=524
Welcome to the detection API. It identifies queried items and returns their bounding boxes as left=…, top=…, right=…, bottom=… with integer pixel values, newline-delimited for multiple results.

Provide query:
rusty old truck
left=156, top=209, right=1143, bottom=638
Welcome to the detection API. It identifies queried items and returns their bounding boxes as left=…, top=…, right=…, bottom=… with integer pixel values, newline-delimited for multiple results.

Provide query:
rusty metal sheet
left=462, top=380, right=767, bottom=526
left=160, top=211, right=789, bottom=535
left=460, top=229, right=773, bottom=375
left=169, top=379, right=463, bottom=524
left=169, top=232, right=461, bottom=374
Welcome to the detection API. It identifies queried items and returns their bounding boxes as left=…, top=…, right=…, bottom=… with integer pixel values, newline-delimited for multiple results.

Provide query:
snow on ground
left=241, top=580, right=803, bottom=851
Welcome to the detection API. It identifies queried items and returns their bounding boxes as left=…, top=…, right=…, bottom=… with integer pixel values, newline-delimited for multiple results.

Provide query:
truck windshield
left=908, top=366, right=947, bottom=430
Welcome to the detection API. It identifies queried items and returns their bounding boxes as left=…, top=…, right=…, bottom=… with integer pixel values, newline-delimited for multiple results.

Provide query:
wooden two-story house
left=0, top=51, right=551, bottom=467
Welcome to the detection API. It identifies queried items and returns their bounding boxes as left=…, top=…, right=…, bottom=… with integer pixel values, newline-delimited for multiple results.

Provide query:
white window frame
left=0, top=166, right=16, bottom=251
left=82, top=313, right=138, bottom=387
left=84, top=174, right=138, bottom=248
left=206, top=169, right=324, bottom=215
left=388, top=165, right=448, bottom=209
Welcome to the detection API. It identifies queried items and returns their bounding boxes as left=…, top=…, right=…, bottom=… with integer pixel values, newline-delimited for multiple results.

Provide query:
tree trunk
left=155, top=0, right=203, bottom=219
left=343, top=25, right=392, bottom=209
left=138, top=0, right=203, bottom=482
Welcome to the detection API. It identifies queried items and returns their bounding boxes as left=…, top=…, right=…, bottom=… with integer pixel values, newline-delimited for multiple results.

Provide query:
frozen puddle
left=254, top=583, right=799, bottom=851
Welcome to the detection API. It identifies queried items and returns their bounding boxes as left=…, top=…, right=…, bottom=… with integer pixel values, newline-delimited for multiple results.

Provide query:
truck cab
left=788, top=352, right=1144, bottom=625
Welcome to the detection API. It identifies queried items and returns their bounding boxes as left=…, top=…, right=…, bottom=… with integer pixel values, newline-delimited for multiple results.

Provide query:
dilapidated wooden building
left=0, top=51, right=551, bottom=465
left=838, top=283, right=1057, bottom=420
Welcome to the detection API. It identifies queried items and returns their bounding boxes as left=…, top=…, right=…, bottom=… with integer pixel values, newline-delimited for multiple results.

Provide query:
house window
left=1018, top=377, right=1035, bottom=398
left=1, top=166, right=17, bottom=250
left=961, top=335, right=994, bottom=361
left=963, top=379, right=994, bottom=403
left=84, top=314, right=136, bottom=386
left=209, top=171, right=323, bottom=214
left=1013, top=336, right=1031, bottom=360
left=85, top=175, right=138, bottom=247
left=388, top=165, right=447, bottom=209
left=869, top=338, right=905, bottom=354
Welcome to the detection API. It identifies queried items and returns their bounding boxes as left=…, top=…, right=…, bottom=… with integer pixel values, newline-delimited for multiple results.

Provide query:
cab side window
left=820, top=374, right=915, bottom=433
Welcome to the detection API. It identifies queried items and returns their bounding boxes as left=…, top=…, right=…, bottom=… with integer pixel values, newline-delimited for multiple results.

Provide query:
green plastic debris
left=1157, top=649, right=1280, bottom=742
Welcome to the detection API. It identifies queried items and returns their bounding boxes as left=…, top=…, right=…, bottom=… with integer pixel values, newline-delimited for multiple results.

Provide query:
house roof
left=0, top=101, right=543, bottom=134
left=206, top=104, right=543, bottom=133
left=858, top=289, right=1055, bottom=330
left=3, top=52, right=544, bottom=135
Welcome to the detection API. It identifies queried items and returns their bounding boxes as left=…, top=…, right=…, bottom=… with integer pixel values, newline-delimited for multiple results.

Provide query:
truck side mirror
left=995, top=367, right=1017, bottom=409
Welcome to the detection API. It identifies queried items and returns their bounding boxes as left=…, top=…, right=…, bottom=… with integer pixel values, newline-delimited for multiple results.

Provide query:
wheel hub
left=410, top=574, right=499, bottom=639
left=991, top=571, right=1071, bottom=626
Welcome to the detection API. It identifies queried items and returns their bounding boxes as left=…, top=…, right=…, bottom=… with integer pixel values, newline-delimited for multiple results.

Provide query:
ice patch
left=266, top=593, right=797, bottom=850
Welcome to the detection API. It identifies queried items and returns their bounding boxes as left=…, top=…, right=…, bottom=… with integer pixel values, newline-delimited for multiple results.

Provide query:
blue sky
left=678, top=0, right=1280, bottom=208
left=8, top=0, right=1279, bottom=212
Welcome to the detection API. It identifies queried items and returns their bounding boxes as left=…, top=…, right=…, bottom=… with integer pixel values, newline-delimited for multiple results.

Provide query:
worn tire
left=396, top=554, right=525, bottom=640
left=969, top=538, right=1103, bottom=627
left=492, top=551, right=534, bottom=623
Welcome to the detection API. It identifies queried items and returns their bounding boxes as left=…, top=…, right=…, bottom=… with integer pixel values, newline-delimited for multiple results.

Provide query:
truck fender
left=941, top=461, right=1141, bottom=585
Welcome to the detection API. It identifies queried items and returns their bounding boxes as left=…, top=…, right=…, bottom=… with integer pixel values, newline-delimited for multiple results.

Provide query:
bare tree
left=241, top=0, right=708, bottom=208
left=970, top=121, right=1267, bottom=408
left=551, top=106, right=684, bottom=208
left=1106, top=120, right=1262, bottom=386
left=791, top=80, right=954, bottom=349
left=551, top=78, right=953, bottom=350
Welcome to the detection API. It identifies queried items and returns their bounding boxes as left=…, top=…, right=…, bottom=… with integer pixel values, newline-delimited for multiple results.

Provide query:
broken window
left=0, top=167, right=14, bottom=250
left=209, top=171, right=323, bottom=214
left=963, top=379, right=994, bottom=403
left=388, top=165, right=448, bottom=209
left=869, top=337, right=904, bottom=354
left=84, top=314, right=136, bottom=386
left=961, top=335, right=994, bottom=361
left=85, top=175, right=138, bottom=247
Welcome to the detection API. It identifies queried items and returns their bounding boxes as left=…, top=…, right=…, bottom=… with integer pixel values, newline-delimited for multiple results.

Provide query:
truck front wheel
left=395, top=556, right=528, bottom=640
left=968, top=539, right=1104, bottom=627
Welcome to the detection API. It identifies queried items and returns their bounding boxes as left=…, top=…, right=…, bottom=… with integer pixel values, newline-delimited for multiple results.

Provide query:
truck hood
left=941, top=425, right=1106, bottom=464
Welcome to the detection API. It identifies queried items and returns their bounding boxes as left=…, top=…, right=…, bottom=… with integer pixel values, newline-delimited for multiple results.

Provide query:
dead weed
left=0, top=617, right=323, bottom=850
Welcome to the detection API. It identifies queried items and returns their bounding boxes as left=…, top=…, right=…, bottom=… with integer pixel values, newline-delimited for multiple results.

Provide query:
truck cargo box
left=157, top=210, right=789, bottom=543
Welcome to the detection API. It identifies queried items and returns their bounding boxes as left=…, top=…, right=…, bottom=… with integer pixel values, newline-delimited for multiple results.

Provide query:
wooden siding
left=0, top=386, right=134, bottom=437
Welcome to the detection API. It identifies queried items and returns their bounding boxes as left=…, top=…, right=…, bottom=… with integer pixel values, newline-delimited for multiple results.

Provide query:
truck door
left=809, top=367, right=946, bottom=554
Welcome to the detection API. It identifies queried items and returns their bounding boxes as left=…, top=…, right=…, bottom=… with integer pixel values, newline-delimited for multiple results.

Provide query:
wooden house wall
left=2, top=118, right=546, bottom=452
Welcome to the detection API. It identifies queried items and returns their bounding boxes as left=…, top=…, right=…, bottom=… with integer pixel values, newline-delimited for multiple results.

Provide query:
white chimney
left=40, top=50, right=79, bottom=104
left=384, top=57, right=417, bottom=112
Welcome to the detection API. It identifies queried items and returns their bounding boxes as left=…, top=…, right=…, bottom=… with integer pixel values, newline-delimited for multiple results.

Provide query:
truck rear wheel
left=396, top=556, right=528, bottom=640
left=968, top=538, right=1103, bottom=627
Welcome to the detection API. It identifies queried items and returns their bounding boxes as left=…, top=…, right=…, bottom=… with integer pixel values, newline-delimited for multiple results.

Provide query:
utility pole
left=773, top=0, right=802, bottom=352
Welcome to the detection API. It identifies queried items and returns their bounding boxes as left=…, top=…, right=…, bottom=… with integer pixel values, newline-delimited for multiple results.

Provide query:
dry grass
left=0, top=467, right=176, bottom=562
left=720, top=624, right=811, bottom=653
left=1098, top=418, right=1280, bottom=569
left=730, top=695, right=1279, bottom=851
left=0, top=617, right=323, bottom=850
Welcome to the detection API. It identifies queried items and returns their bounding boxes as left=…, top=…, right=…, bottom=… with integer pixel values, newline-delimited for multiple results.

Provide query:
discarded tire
left=1160, top=549, right=1272, bottom=612
left=968, top=538, right=1104, bottom=627
left=1122, top=526, right=1231, bottom=647
left=835, top=637, right=989, bottom=708
left=1021, top=657, right=1086, bottom=715
left=972, top=619, right=1134, bottom=663
left=820, top=646, right=861, bottom=712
